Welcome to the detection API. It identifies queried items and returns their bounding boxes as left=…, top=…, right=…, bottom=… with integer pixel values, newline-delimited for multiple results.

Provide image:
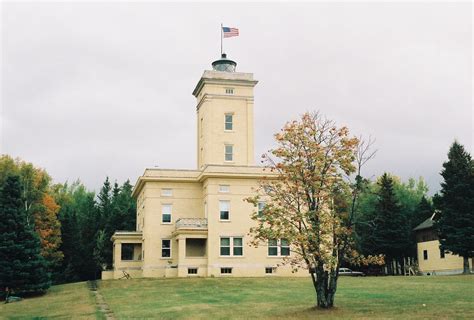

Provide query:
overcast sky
left=1, top=2, right=472, bottom=194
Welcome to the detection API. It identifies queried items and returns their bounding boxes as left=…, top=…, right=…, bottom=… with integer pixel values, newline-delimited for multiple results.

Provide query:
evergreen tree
left=413, top=196, right=433, bottom=228
left=434, top=141, right=474, bottom=274
left=0, top=175, right=50, bottom=297
left=372, top=173, right=410, bottom=274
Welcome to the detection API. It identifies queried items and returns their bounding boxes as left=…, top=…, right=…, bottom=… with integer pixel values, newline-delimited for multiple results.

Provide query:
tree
left=33, top=194, right=64, bottom=268
left=413, top=196, right=433, bottom=229
left=371, top=173, right=410, bottom=274
left=0, top=155, right=63, bottom=270
left=247, top=112, right=381, bottom=309
left=434, top=141, right=474, bottom=274
left=0, top=175, right=50, bottom=297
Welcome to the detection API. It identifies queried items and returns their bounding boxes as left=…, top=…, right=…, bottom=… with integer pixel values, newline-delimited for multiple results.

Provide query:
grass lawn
left=99, top=275, right=474, bottom=319
left=1, top=275, right=473, bottom=319
left=0, top=282, right=98, bottom=320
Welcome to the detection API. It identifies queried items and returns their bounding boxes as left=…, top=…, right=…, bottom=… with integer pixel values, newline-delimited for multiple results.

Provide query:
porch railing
left=175, top=218, right=208, bottom=230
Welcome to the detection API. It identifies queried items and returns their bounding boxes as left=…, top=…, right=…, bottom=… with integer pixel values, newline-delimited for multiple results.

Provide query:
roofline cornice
left=192, top=77, right=258, bottom=97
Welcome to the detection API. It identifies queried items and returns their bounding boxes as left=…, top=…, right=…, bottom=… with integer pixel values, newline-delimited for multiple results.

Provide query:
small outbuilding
left=414, top=214, right=472, bottom=275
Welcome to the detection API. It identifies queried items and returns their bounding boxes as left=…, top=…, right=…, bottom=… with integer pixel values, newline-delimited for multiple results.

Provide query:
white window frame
left=162, top=204, right=172, bottom=224
left=219, top=185, right=230, bottom=193
left=225, top=114, right=233, bottom=131
left=220, top=236, right=244, bottom=257
left=161, top=188, right=173, bottom=197
left=225, top=145, right=233, bottom=162
left=267, top=239, right=290, bottom=257
left=219, top=200, right=230, bottom=221
left=161, top=239, right=172, bottom=258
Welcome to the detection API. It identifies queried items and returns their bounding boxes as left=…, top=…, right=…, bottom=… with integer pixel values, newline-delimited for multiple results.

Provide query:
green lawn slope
left=2, top=276, right=473, bottom=319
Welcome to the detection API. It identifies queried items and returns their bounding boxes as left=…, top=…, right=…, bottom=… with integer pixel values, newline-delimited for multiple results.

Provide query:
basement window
left=221, top=267, right=232, bottom=274
left=265, top=267, right=276, bottom=274
left=188, top=268, right=198, bottom=275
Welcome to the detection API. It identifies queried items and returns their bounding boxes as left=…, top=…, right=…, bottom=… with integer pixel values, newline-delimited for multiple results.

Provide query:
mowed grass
left=1, top=276, right=473, bottom=319
left=99, top=275, right=474, bottom=319
left=0, top=281, right=98, bottom=320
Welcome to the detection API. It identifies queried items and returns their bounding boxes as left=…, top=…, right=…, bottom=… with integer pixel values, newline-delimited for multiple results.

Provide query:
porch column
left=177, top=236, right=187, bottom=277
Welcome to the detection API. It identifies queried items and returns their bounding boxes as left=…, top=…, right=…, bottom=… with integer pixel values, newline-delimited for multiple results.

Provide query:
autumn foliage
left=247, top=112, right=382, bottom=308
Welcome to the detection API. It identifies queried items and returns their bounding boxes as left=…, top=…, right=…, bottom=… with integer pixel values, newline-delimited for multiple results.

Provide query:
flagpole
left=220, top=23, right=223, bottom=56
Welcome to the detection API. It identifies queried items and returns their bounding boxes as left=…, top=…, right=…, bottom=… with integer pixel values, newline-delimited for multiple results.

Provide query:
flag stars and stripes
left=223, top=27, right=239, bottom=38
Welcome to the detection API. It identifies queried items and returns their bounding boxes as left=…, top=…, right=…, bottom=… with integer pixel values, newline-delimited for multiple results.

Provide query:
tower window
left=162, top=204, right=172, bottom=223
left=225, top=145, right=233, bottom=161
left=161, top=189, right=173, bottom=197
left=219, top=200, right=230, bottom=220
left=219, top=185, right=230, bottom=193
left=225, top=114, right=233, bottom=131
left=225, top=88, right=234, bottom=95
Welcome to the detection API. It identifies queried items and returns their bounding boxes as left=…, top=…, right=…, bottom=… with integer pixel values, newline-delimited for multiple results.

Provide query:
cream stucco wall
left=195, top=71, right=256, bottom=169
left=417, top=240, right=472, bottom=275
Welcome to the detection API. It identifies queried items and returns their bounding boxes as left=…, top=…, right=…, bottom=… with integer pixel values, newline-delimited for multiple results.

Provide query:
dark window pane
left=423, top=250, right=428, bottom=260
left=121, top=244, right=134, bottom=260
left=220, top=247, right=230, bottom=256
left=220, top=211, right=229, bottom=220
left=268, top=247, right=278, bottom=256
left=233, top=247, right=243, bottom=256
left=281, top=247, right=290, bottom=256
left=162, top=214, right=171, bottom=223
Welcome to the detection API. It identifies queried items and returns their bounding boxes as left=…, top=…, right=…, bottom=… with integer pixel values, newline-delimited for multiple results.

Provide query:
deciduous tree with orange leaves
left=247, top=112, right=382, bottom=309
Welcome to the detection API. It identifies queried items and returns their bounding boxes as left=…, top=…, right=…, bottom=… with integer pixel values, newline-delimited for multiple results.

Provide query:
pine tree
left=372, top=173, right=410, bottom=274
left=0, top=175, right=50, bottom=297
left=435, top=141, right=474, bottom=274
left=414, top=196, right=433, bottom=228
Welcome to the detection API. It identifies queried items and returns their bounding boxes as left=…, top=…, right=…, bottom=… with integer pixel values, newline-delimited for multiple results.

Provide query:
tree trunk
left=462, top=256, right=470, bottom=274
left=312, top=267, right=338, bottom=308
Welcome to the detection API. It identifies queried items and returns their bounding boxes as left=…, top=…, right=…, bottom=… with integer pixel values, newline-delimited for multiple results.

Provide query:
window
left=162, top=204, right=172, bottom=223
left=265, top=267, right=275, bottom=274
left=220, top=237, right=243, bottom=256
left=161, top=188, right=173, bottom=197
left=225, top=88, right=234, bottom=95
left=162, top=239, right=171, bottom=258
left=221, top=267, right=232, bottom=274
left=220, top=238, right=230, bottom=256
left=233, top=237, right=243, bottom=256
left=219, top=185, right=230, bottom=193
left=225, top=114, right=233, bottom=130
left=268, top=239, right=290, bottom=256
left=423, top=250, right=428, bottom=260
left=280, top=239, right=290, bottom=256
left=225, top=145, right=233, bottom=161
left=188, top=268, right=198, bottom=274
left=258, top=201, right=265, bottom=217
left=121, top=244, right=134, bottom=261
left=268, top=239, right=278, bottom=256
left=440, top=248, right=445, bottom=259
left=219, top=200, right=230, bottom=220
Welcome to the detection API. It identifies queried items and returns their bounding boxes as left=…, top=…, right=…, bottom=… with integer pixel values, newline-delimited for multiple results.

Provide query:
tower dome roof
left=212, top=53, right=237, bottom=72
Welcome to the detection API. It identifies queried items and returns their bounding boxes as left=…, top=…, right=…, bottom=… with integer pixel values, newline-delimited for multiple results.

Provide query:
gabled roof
left=413, top=217, right=434, bottom=231
left=413, top=211, right=439, bottom=231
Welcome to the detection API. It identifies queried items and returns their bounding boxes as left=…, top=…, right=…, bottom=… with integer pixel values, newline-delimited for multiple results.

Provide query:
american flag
left=223, top=27, right=239, bottom=38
